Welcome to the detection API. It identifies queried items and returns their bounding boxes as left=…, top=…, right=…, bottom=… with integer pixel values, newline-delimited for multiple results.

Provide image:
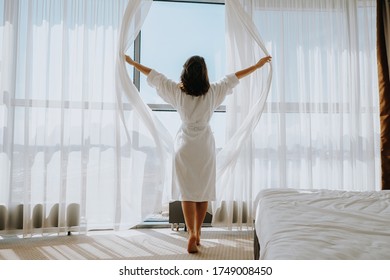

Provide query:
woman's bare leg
left=195, top=201, right=208, bottom=245
left=181, top=201, right=198, bottom=253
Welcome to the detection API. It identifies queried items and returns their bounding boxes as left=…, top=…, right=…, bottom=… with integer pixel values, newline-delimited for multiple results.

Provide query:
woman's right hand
left=255, top=56, right=272, bottom=69
left=235, top=55, right=272, bottom=79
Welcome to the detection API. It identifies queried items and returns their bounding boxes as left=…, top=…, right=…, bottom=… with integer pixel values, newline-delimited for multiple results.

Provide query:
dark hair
left=180, top=55, right=210, bottom=97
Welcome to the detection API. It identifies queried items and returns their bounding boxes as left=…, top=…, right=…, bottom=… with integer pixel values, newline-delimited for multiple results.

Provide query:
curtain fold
left=115, top=0, right=173, bottom=209
left=212, top=0, right=272, bottom=227
left=378, top=0, right=390, bottom=190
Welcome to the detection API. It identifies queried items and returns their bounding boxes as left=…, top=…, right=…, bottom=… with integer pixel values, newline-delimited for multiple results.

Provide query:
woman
left=125, top=54, right=271, bottom=253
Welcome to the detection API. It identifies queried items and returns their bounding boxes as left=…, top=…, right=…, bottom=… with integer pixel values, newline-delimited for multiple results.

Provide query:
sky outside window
left=139, top=1, right=226, bottom=104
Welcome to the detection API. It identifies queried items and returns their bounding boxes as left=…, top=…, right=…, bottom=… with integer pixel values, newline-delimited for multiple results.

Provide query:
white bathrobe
left=147, top=70, right=239, bottom=202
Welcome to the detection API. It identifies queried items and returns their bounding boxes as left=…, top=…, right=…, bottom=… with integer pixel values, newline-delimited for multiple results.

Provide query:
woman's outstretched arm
left=124, top=54, right=152, bottom=76
left=235, top=55, right=272, bottom=80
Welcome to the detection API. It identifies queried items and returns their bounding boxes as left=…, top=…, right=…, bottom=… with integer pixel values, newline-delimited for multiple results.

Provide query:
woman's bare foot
left=187, top=235, right=198, bottom=253
left=196, top=231, right=201, bottom=245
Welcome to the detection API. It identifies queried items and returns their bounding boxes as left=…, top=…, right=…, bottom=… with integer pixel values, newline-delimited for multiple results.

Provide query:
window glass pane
left=139, top=1, right=225, bottom=104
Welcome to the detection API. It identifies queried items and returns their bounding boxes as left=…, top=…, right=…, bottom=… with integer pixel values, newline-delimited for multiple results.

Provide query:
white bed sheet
left=254, top=188, right=390, bottom=260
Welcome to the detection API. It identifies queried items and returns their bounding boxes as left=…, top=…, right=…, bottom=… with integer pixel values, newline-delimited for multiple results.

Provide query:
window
left=134, top=0, right=227, bottom=148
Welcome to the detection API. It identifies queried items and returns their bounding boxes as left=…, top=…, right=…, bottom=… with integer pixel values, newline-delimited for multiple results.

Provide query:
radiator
left=0, top=203, right=80, bottom=233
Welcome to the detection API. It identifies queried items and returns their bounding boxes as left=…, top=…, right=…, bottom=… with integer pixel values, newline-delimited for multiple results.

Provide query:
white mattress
left=254, top=188, right=390, bottom=260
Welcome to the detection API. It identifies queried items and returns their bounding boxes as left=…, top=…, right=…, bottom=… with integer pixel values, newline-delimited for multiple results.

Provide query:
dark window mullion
left=133, top=32, right=141, bottom=91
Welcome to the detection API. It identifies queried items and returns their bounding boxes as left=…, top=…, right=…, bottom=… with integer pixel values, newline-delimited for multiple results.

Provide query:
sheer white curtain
left=0, top=0, right=164, bottom=236
left=116, top=0, right=173, bottom=208
left=212, top=0, right=272, bottom=227
left=213, top=0, right=380, bottom=227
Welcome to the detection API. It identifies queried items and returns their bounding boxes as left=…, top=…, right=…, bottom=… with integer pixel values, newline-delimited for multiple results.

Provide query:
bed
left=253, top=188, right=390, bottom=260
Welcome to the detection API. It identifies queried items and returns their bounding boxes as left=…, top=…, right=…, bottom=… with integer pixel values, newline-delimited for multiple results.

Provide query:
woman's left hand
left=124, top=54, right=135, bottom=65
